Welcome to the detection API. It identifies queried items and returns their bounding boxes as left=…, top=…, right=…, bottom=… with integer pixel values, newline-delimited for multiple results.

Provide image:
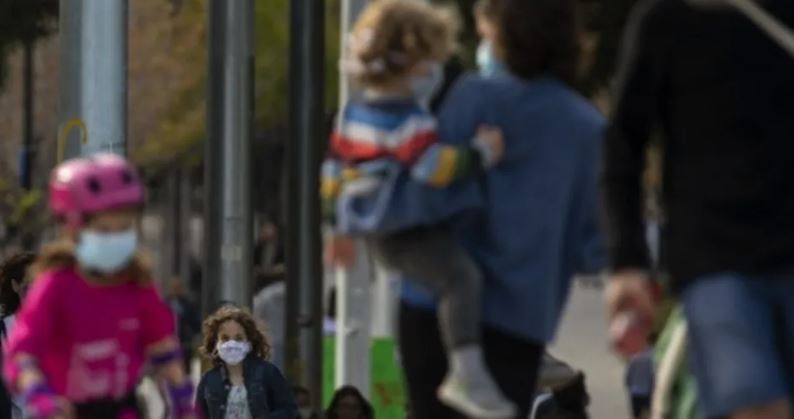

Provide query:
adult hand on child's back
left=474, top=126, right=504, bottom=168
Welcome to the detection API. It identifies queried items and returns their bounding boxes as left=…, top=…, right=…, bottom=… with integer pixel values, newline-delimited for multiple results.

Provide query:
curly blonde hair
left=344, top=0, right=459, bottom=87
left=200, top=306, right=271, bottom=366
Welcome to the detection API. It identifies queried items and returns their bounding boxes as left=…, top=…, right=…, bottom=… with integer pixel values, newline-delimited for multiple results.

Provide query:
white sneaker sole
left=437, top=382, right=517, bottom=419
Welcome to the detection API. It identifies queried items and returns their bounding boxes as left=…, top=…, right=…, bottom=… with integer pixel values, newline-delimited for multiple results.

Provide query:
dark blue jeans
left=682, top=273, right=794, bottom=418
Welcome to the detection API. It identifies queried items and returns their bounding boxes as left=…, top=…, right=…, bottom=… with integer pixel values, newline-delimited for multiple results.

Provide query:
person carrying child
left=2, top=154, right=196, bottom=419
left=321, top=1, right=512, bottom=418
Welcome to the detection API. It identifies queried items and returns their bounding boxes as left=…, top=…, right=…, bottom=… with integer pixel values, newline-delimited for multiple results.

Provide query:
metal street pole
left=20, top=40, right=33, bottom=189
left=334, top=0, right=373, bottom=398
left=59, top=0, right=128, bottom=159
left=204, top=0, right=255, bottom=312
left=286, top=0, right=324, bottom=408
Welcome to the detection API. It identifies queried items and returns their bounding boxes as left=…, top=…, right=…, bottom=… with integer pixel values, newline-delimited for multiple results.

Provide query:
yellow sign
left=57, top=118, right=88, bottom=162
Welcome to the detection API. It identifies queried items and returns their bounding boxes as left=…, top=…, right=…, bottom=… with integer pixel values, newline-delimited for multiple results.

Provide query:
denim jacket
left=196, top=356, right=297, bottom=419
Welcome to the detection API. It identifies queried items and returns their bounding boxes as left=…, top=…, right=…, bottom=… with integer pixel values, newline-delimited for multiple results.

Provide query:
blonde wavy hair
left=343, top=0, right=459, bottom=87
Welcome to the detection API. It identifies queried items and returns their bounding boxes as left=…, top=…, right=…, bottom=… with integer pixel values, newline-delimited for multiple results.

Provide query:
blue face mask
left=409, top=62, right=443, bottom=106
left=476, top=40, right=506, bottom=78
left=75, top=229, right=138, bottom=274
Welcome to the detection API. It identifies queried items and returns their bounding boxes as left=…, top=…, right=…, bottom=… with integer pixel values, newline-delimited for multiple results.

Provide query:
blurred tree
left=132, top=0, right=639, bottom=166
left=134, top=0, right=342, bottom=167
left=0, top=0, right=58, bottom=90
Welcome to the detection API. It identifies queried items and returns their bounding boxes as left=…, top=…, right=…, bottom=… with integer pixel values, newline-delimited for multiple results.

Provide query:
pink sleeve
left=139, top=284, right=176, bottom=347
left=5, top=272, right=61, bottom=363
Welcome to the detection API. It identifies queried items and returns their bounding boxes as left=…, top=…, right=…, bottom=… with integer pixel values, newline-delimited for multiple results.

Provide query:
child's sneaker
left=438, top=345, right=517, bottom=419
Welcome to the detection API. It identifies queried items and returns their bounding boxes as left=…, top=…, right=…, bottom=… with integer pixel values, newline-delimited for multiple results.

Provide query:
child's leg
left=369, top=226, right=481, bottom=350
left=370, top=227, right=515, bottom=418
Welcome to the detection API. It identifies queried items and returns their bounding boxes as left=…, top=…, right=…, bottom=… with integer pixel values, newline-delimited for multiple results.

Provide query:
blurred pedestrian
left=252, top=277, right=286, bottom=371
left=326, top=386, right=374, bottom=419
left=166, top=277, right=202, bottom=373
left=0, top=251, right=34, bottom=328
left=196, top=306, right=296, bottom=419
left=323, top=1, right=510, bottom=417
left=293, top=386, right=319, bottom=419
left=2, top=154, right=196, bottom=418
left=253, top=221, right=285, bottom=289
left=602, top=1, right=794, bottom=418
left=252, top=220, right=287, bottom=370
left=398, top=0, right=605, bottom=417
left=0, top=251, right=35, bottom=419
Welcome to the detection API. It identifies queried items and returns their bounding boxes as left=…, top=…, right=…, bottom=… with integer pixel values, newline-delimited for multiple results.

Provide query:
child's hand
left=473, top=126, right=504, bottom=168
left=324, top=235, right=357, bottom=268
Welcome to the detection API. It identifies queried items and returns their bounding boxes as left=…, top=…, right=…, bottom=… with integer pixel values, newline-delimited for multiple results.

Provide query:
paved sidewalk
left=551, top=283, right=629, bottom=419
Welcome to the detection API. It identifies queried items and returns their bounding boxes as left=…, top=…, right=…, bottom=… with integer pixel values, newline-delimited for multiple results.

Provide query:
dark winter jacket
left=196, top=356, right=297, bottom=419
left=603, top=0, right=794, bottom=291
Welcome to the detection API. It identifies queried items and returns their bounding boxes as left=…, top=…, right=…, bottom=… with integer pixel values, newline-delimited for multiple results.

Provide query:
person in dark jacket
left=602, top=1, right=794, bottom=419
left=325, top=386, right=374, bottom=419
left=196, top=306, right=297, bottom=419
left=293, top=386, right=319, bottom=419
left=166, top=277, right=202, bottom=373
left=0, top=251, right=35, bottom=419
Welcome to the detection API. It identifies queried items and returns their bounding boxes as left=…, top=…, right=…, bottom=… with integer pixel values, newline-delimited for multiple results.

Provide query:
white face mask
left=75, top=229, right=138, bottom=274
left=409, top=62, right=444, bottom=106
left=476, top=40, right=506, bottom=77
left=216, top=340, right=251, bottom=366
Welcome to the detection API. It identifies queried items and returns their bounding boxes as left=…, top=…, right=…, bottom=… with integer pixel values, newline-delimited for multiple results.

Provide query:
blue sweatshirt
left=401, top=74, right=606, bottom=343
left=322, top=99, right=486, bottom=235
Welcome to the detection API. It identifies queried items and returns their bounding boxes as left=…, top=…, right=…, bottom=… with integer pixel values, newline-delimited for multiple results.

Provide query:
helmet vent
left=87, top=177, right=102, bottom=193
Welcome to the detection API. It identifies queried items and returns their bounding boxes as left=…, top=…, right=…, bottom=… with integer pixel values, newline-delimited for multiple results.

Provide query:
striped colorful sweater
left=322, top=98, right=485, bottom=234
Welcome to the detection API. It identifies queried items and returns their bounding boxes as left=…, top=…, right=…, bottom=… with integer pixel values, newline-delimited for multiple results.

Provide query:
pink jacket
left=4, top=267, right=175, bottom=402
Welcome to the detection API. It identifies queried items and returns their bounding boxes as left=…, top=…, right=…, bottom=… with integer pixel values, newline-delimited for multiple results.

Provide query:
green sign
left=323, top=337, right=407, bottom=419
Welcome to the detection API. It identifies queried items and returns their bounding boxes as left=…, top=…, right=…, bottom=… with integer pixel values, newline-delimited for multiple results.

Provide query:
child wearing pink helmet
left=2, top=154, right=196, bottom=419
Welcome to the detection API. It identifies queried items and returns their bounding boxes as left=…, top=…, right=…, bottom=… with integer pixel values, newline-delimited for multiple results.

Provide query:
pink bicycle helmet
left=49, top=153, right=145, bottom=228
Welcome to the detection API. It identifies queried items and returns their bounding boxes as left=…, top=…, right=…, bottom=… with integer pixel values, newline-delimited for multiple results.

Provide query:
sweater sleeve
left=139, top=284, right=177, bottom=348
left=413, top=74, right=500, bottom=189
left=4, top=273, right=60, bottom=362
left=410, top=143, right=484, bottom=187
left=3, top=272, right=61, bottom=395
left=602, top=0, right=667, bottom=273
left=320, top=157, right=343, bottom=224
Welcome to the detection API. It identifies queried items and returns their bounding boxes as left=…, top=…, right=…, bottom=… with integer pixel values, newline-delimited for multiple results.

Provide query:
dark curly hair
left=494, top=0, right=579, bottom=84
left=0, top=252, right=36, bottom=315
left=326, top=386, right=374, bottom=419
left=200, top=305, right=271, bottom=366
